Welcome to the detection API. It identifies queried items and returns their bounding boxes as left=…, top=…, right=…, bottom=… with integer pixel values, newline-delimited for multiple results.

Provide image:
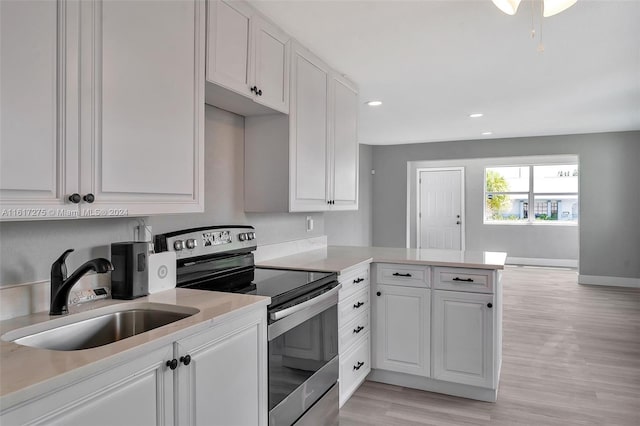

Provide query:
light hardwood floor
left=339, top=266, right=640, bottom=426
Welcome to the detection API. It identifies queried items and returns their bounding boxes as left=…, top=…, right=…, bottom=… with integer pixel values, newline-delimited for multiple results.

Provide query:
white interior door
left=418, top=169, right=464, bottom=250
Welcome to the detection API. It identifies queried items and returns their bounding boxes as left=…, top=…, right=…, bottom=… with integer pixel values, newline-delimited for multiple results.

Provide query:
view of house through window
left=485, top=164, right=579, bottom=224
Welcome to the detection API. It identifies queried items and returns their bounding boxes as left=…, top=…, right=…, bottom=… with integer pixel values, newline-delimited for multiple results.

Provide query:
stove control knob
left=239, top=233, right=248, bottom=242
left=248, top=232, right=256, bottom=240
left=185, top=238, right=198, bottom=250
left=174, top=240, right=185, bottom=251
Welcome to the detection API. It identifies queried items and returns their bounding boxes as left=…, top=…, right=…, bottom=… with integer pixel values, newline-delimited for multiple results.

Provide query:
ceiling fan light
left=543, top=0, right=578, bottom=17
left=491, top=0, right=522, bottom=15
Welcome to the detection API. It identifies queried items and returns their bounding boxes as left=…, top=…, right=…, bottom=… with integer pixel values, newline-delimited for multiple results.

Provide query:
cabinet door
left=1, top=345, right=174, bottom=425
left=0, top=0, right=79, bottom=219
left=206, top=0, right=252, bottom=96
left=80, top=0, right=204, bottom=216
left=289, top=44, right=330, bottom=212
left=329, top=74, right=358, bottom=210
left=251, top=16, right=290, bottom=113
left=432, top=290, right=495, bottom=388
left=373, top=284, right=430, bottom=376
left=175, top=314, right=267, bottom=426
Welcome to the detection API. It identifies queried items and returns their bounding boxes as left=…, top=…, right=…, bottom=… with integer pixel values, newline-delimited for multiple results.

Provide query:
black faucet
left=50, top=249, right=114, bottom=315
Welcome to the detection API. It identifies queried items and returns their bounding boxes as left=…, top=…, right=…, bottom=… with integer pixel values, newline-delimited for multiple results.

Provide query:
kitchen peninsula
left=258, top=245, right=506, bottom=403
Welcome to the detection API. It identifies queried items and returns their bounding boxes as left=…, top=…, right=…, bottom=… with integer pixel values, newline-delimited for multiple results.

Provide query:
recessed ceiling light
left=469, top=113, right=484, bottom=118
left=367, top=101, right=382, bottom=107
left=482, top=131, right=493, bottom=136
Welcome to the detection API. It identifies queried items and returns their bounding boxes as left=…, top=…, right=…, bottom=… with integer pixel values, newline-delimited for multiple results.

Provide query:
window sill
left=483, top=221, right=578, bottom=227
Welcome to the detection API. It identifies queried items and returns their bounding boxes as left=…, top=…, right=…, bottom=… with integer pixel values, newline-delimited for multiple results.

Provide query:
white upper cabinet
left=0, top=0, right=205, bottom=220
left=206, top=0, right=290, bottom=115
left=244, top=42, right=359, bottom=213
left=0, top=0, right=76, bottom=218
left=251, top=16, right=290, bottom=113
left=84, top=0, right=204, bottom=215
left=206, top=0, right=252, bottom=95
left=329, top=74, right=359, bottom=210
left=289, top=44, right=331, bottom=211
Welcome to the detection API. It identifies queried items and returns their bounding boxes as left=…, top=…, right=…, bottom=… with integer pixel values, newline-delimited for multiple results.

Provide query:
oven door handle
left=270, top=285, right=342, bottom=321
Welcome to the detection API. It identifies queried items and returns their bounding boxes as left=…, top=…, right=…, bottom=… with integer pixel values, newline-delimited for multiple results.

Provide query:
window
left=485, top=164, right=578, bottom=224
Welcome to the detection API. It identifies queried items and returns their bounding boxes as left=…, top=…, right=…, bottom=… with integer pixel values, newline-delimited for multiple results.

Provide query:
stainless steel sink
left=2, top=303, right=199, bottom=351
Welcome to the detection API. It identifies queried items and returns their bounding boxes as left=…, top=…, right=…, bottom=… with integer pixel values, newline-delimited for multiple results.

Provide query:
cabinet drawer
left=339, top=287, right=369, bottom=325
left=433, top=267, right=494, bottom=293
left=339, top=266, right=370, bottom=300
left=339, top=310, right=369, bottom=353
left=339, top=332, right=370, bottom=407
left=376, top=263, right=430, bottom=288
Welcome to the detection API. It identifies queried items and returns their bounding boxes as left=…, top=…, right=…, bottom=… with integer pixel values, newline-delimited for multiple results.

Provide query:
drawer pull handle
left=353, top=277, right=365, bottom=283
left=353, top=325, right=364, bottom=334
left=353, top=361, right=365, bottom=371
left=392, top=273, right=412, bottom=277
left=453, top=277, right=474, bottom=282
left=353, top=301, right=364, bottom=309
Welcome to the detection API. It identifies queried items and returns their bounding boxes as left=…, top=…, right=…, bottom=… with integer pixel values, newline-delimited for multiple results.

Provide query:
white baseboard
left=507, top=257, right=578, bottom=268
left=578, top=275, right=640, bottom=288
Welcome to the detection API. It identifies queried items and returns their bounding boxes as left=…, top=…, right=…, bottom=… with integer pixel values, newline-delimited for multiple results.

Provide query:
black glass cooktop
left=253, top=267, right=337, bottom=308
left=180, top=265, right=337, bottom=309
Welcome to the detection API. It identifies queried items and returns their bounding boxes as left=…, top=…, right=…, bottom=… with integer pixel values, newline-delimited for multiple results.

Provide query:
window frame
left=484, top=163, right=579, bottom=226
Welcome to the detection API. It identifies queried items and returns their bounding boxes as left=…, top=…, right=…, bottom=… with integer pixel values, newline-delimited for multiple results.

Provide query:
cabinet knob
left=456, top=221, right=461, bottom=225
left=376, top=291, right=381, bottom=296
left=166, top=359, right=178, bottom=370
left=257, top=89, right=262, bottom=96
left=180, top=354, right=192, bottom=366
left=83, top=193, right=95, bottom=203
left=487, top=303, right=493, bottom=308
left=68, top=193, right=81, bottom=204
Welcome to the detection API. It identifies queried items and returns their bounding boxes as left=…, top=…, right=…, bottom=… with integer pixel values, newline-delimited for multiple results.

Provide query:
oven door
left=268, top=283, right=340, bottom=426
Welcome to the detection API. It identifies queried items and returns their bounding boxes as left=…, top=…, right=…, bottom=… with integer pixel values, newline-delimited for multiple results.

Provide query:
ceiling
left=248, top=0, right=640, bottom=145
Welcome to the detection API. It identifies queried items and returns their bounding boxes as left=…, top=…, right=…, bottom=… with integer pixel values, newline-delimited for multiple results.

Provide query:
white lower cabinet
left=0, top=345, right=174, bottom=426
left=372, top=284, right=430, bottom=377
left=175, top=311, right=267, bottom=426
left=432, top=290, right=495, bottom=388
left=337, top=265, right=370, bottom=407
left=369, top=264, right=502, bottom=402
left=1, top=309, right=267, bottom=426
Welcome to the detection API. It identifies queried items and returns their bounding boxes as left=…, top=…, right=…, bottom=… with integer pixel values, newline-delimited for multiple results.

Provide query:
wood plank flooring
left=339, top=266, right=640, bottom=425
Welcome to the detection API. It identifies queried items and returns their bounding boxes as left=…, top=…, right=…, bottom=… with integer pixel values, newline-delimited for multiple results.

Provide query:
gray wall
left=406, top=155, right=579, bottom=261
left=0, top=106, right=325, bottom=286
left=372, top=131, right=640, bottom=279
left=325, top=144, right=373, bottom=246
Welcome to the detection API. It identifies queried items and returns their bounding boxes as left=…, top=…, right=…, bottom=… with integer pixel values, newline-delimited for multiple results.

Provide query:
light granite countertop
left=0, top=289, right=269, bottom=408
left=257, top=245, right=507, bottom=274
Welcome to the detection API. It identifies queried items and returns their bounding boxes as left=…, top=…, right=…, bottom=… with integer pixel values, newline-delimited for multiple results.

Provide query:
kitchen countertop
left=0, top=289, right=269, bottom=408
left=257, top=246, right=507, bottom=274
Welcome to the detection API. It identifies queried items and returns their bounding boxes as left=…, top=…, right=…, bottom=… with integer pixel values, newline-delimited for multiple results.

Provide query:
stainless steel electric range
left=155, top=226, right=340, bottom=426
